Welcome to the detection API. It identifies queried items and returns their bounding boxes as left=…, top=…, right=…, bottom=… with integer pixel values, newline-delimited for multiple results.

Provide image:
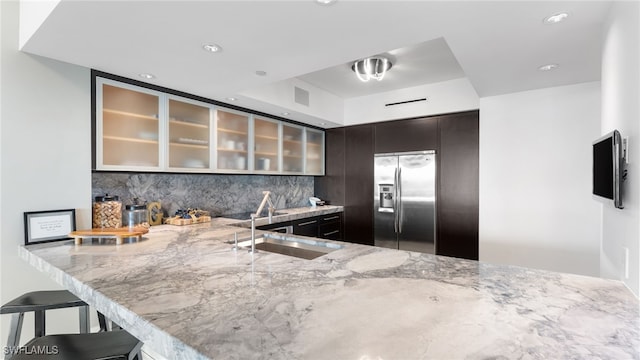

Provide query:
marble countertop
left=19, top=206, right=639, bottom=359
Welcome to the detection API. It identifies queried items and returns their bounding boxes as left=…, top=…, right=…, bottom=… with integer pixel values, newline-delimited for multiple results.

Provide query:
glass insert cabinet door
left=306, top=129, right=324, bottom=175
left=216, top=109, right=249, bottom=171
left=168, top=98, right=211, bottom=169
left=101, top=84, right=160, bottom=168
left=282, top=124, right=304, bottom=173
left=254, top=117, right=279, bottom=172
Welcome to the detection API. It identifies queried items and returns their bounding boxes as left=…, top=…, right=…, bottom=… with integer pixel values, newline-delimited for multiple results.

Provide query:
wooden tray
left=164, top=215, right=211, bottom=226
left=69, top=227, right=149, bottom=245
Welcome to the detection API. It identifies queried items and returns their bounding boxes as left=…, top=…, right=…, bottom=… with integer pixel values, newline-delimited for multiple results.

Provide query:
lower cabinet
left=258, top=212, right=343, bottom=241
left=293, top=217, right=319, bottom=237
left=317, top=214, right=342, bottom=240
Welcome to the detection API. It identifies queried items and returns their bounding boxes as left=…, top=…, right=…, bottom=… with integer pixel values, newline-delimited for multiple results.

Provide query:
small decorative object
left=92, top=194, right=122, bottom=229
left=164, top=208, right=211, bottom=226
left=147, top=201, right=163, bottom=226
left=24, top=209, right=76, bottom=245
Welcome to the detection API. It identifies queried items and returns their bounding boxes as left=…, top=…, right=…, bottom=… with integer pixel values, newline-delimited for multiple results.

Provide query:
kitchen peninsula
left=19, top=206, right=639, bottom=360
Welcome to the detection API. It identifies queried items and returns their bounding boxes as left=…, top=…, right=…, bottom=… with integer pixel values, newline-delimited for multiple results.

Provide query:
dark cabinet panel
left=344, top=125, right=374, bottom=245
left=314, top=128, right=345, bottom=205
left=293, top=217, right=320, bottom=237
left=436, top=111, right=479, bottom=260
left=318, top=213, right=342, bottom=240
left=374, top=116, right=438, bottom=153
left=257, top=221, right=292, bottom=233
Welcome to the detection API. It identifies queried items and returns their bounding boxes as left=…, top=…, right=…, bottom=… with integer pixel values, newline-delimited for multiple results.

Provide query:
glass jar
left=124, top=204, right=149, bottom=230
left=92, top=194, right=122, bottom=229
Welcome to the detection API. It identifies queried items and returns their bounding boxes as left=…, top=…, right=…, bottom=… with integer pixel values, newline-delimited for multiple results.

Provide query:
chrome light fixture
left=352, top=56, right=393, bottom=82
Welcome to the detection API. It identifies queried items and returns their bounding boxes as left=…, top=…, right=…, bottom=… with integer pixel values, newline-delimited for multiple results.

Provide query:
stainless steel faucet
left=250, top=191, right=275, bottom=253
left=254, top=191, right=275, bottom=224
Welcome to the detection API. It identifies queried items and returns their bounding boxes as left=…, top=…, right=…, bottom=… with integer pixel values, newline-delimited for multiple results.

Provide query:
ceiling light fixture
left=281, top=112, right=290, bottom=116
left=202, top=44, right=223, bottom=53
left=315, top=0, right=337, bottom=5
left=139, top=73, right=155, bottom=79
left=255, top=70, right=267, bottom=76
left=352, top=56, right=393, bottom=82
left=226, top=97, right=237, bottom=101
left=538, top=63, right=559, bottom=71
left=544, top=12, right=569, bottom=24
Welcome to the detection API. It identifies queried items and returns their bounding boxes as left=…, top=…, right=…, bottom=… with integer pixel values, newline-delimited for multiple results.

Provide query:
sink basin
left=237, top=236, right=341, bottom=260
left=223, top=211, right=287, bottom=220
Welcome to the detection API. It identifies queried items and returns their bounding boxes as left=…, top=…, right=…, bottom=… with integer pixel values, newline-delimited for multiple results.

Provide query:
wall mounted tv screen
left=593, top=130, right=623, bottom=209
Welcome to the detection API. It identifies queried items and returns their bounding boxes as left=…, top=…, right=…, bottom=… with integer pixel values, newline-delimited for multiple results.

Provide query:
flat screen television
left=593, top=130, right=623, bottom=209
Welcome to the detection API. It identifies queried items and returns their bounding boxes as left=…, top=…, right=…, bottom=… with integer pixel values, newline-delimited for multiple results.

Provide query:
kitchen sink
left=222, top=211, right=287, bottom=220
left=236, top=235, right=341, bottom=260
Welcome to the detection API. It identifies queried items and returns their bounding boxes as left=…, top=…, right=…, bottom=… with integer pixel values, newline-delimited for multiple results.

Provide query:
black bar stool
left=9, top=330, right=143, bottom=360
left=1, top=290, right=90, bottom=350
left=2, top=290, right=143, bottom=360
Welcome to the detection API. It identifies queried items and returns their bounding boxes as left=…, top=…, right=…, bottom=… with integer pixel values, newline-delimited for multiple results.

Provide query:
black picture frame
left=24, top=209, right=76, bottom=245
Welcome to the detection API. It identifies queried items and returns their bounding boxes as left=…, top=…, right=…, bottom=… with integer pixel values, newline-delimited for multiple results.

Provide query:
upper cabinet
left=94, top=76, right=324, bottom=175
left=167, top=97, right=211, bottom=170
left=215, top=109, right=249, bottom=172
left=305, top=129, right=324, bottom=175
left=282, top=123, right=304, bottom=173
left=254, top=117, right=280, bottom=173
left=99, top=83, right=162, bottom=170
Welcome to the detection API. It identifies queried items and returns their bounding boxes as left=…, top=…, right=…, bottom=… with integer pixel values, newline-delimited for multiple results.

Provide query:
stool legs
left=34, top=310, right=45, bottom=338
left=7, top=313, right=24, bottom=348
left=79, top=305, right=90, bottom=333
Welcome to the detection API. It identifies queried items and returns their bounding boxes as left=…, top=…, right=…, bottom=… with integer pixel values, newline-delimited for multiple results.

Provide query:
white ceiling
left=297, top=37, right=467, bottom=98
left=20, top=0, right=611, bottom=126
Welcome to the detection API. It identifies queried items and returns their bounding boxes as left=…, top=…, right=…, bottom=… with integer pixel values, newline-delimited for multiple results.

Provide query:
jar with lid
left=124, top=204, right=149, bottom=230
left=92, top=194, right=122, bottom=229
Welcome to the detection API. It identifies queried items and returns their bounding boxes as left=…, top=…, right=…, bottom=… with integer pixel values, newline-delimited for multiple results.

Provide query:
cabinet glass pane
left=217, top=110, right=249, bottom=171
left=254, top=117, right=279, bottom=172
left=168, top=99, right=210, bottom=169
left=282, top=124, right=303, bottom=173
left=102, top=84, right=159, bottom=167
left=306, top=129, right=324, bottom=174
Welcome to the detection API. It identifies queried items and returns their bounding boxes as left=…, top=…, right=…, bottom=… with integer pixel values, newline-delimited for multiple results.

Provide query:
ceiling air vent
left=385, top=97, right=427, bottom=107
left=294, top=87, right=310, bottom=106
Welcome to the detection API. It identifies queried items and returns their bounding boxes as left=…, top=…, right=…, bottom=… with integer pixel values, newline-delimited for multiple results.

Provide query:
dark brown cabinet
left=315, top=110, right=479, bottom=260
left=374, top=116, right=438, bottom=153
left=344, top=125, right=375, bottom=245
left=293, top=217, right=320, bottom=237
left=259, top=213, right=343, bottom=241
left=436, top=111, right=479, bottom=260
left=318, top=213, right=342, bottom=240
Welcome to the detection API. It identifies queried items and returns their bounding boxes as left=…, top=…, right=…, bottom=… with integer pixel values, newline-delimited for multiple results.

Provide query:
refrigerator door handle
left=398, top=167, right=403, bottom=234
left=394, top=167, right=399, bottom=233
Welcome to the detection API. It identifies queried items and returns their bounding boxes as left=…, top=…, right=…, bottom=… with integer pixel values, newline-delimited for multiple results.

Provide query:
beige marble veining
left=19, top=206, right=639, bottom=360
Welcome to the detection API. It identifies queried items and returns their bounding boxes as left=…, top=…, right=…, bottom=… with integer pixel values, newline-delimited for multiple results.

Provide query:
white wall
left=479, top=82, right=602, bottom=276
left=600, top=1, right=640, bottom=297
left=343, top=78, right=479, bottom=126
left=240, top=77, right=344, bottom=127
left=1, top=0, right=92, bottom=345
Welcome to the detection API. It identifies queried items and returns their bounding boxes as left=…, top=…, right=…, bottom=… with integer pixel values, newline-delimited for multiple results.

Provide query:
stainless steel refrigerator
left=374, top=151, right=436, bottom=254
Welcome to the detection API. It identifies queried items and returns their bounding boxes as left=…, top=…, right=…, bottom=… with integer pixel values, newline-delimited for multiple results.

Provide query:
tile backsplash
left=92, top=173, right=314, bottom=218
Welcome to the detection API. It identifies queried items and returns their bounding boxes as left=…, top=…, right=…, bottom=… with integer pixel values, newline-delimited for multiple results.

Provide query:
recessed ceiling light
left=226, top=97, right=237, bottom=101
left=202, top=44, right=222, bottom=53
left=538, top=63, right=559, bottom=71
left=544, top=12, right=569, bottom=24
left=319, top=122, right=327, bottom=126
left=139, top=73, right=155, bottom=79
left=315, top=0, right=337, bottom=5
left=255, top=70, right=267, bottom=76
left=281, top=112, right=290, bottom=116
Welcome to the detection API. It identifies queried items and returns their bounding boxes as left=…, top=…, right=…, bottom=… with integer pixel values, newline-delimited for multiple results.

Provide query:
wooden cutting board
left=69, top=227, right=149, bottom=245
left=164, top=215, right=211, bottom=226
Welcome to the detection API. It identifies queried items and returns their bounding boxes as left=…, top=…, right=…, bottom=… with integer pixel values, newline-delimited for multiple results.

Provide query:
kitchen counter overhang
left=18, top=206, right=640, bottom=360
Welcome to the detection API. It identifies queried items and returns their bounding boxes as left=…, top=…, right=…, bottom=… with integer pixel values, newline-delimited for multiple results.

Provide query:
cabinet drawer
left=319, top=222, right=341, bottom=240
left=293, top=218, right=319, bottom=237
left=319, top=214, right=341, bottom=224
